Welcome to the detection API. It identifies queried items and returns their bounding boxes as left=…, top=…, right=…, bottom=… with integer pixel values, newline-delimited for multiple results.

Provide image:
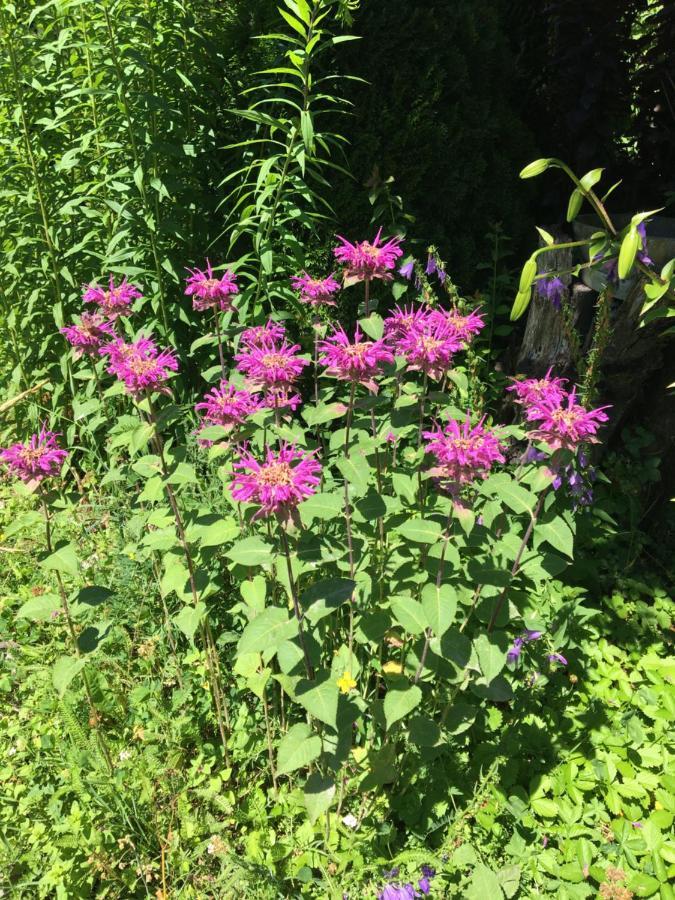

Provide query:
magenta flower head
left=507, top=368, right=568, bottom=408
left=60, top=312, right=116, bottom=358
left=239, top=320, right=287, bottom=349
left=83, top=275, right=142, bottom=319
left=396, top=315, right=463, bottom=381
left=103, top=335, right=178, bottom=399
left=185, top=259, right=238, bottom=312
left=384, top=304, right=435, bottom=343
left=195, top=380, right=261, bottom=433
left=525, top=389, right=610, bottom=451
left=377, top=883, right=417, bottom=900
left=291, top=271, right=340, bottom=307
left=333, top=227, right=403, bottom=283
left=0, top=425, right=68, bottom=485
left=423, top=413, right=506, bottom=486
left=441, top=307, right=486, bottom=343
left=230, top=443, right=321, bottom=525
left=318, top=325, right=394, bottom=393
left=235, top=338, right=308, bottom=392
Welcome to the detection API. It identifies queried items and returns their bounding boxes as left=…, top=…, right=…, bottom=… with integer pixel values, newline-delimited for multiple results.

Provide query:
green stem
left=279, top=526, right=313, bottom=679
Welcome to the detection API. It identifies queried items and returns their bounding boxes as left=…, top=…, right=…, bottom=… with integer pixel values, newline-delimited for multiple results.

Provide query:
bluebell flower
left=425, top=255, right=437, bottom=276
left=536, top=275, right=565, bottom=310
left=399, top=261, right=414, bottom=280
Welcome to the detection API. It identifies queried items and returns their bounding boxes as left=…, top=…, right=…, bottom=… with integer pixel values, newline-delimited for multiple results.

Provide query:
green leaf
left=536, top=516, right=574, bottom=559
left=466, top=865, right=504, bottom=900
left=519, top=158, right=551, bottom=179
left=421, top=583, right=457, bottom=637
left=395, top=518, right=442, bottom=544
left=303, top=773, right=335, bottom=823
left=497, top=481, right=535, bottom=516
left=473, top=633, right=507, bottom=682
left=383, top=684, right=422, bottom=729
left=626, top=873, right=660, bottom=898
left=300, top=110, right=313, bottom=151
left=189, top=517, right=238, bottom=547
left=237, top=607, right=298, bottom=656
left=531, top=798, right=559, bottom=818
left=358, top=313, right=384, bottom=341
left=336, top=456, right=370, bottom=494
left=173, top=603, right=206, bottom=641
left=52, top=656, right=86, bottom=697
left=295, top=673, right=339, bottom=729
left=298, top=490, right=343, bottom=521
left=76, top=586, right=114, bottom=608
left=580, top=167, right=604, bottom=191
left=277, top=723, right=321, bottom=775
left=391, top=596, right=427, bottom=636
left=40, top=543, right=79, bottom=578
left=16, top=594, right=61, bottom=621
left=535, top=226, right=555, bottom=246
left=444, top=702, right=477, bottom=735
left=619, top=227, right=640, bottom=279
left=303, top=404, right=347, bottom=427
left=226, top=537, right=273, bottom=567
left=301, top=578, right=355, bottom=624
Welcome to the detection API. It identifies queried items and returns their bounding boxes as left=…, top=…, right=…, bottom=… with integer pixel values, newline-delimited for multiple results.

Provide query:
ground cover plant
left=1, top=1, right=674, bottom=899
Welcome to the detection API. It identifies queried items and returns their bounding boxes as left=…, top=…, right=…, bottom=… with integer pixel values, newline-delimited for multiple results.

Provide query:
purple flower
left=418, top=878, right=431, bottom=895
left=525, top=630, right=543, bottom=641
left=425, top=255, right=437, bottom=276
left=378, top=884, right=417, bottom=900
left=636, top=223, right=653, bottom=267
left=631, top=821, right=643, bottom=829
left=0, top=426, right=68, bottom=484
left=507, top=637, right=525, bottom=663
left=399, top=260, right=414, bottom=280
left=537, top=276, right=565, bottom=311
left=547, top=652, right=568, bottom=666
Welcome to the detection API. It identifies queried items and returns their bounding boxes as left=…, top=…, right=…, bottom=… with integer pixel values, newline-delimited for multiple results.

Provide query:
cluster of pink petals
left=383, top=304, right=433, bottom=342
left=240, top=321, right=287, bottom=349
left=395, top=314, right=464, bottom=381
left=507, top=368, right=568, bottom=407
left=423, top=413, right=506, bottom=485
left=525, top=389, right=610, bottom=451
left=333, top=228, right=403, bottom=282
left=318, top=325, right=394, bottom=393
left=235, top=338, right=308, bottom=392
left=291, top=272, right=341, bottom=307
left=60, top=312, right=116, bottom=357
left=0, top=426, right=68, bottom=484
left=83, top=275, right=142, bottom=319
left=195, top=380, right=261, bottom=433
left=185, top=260, right=239, bottom=312
left=230, top=443, right=321, bottom=520
left=103, top=335, right=178, bottom=398
left=444, top=308, right=485, bottom=343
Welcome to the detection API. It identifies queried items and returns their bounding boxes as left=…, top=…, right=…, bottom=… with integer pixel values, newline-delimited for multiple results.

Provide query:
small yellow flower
left=382, top=660, right=403, bottom=675
left=336, top=671, right=357, bottom=694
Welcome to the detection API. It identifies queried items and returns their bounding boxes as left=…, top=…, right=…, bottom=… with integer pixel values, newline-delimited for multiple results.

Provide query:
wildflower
left=507, top=369, right=568, bottom=408
left=507, top=629, right=542, bottom=663
left=0, top=426, right=68, bottom=484
left=60, top=312, right=116, bottom=357
left=239, top=320, right=286, bottom=348
left=333, top=227, right=403, bottom=283
left=230, top=443, right=321, bottom=522
left=442, top=307, right=485, bottom=343
left=185, top=260, right=238, bottom=312
left=525, top=390, right=610, bottom=451
left=318, top=325, right=394, bottom=393
left=547, top=652, right=568, bottom=666
left=206, top=836, right=227, bottom=856
left=418, top=866, right=435, bottom=895
left=378, top=882, right=417, bottom=900
left=235, top=339, right=308, bottom=392
left=83, top=275, right=142, bottom=318
left=118, top=749, right=132, bottom=762
left=195, top=381, right=261, bottom=432
left=425, top=254, right=437, bottom=276
left=422, top=413, right=505, bottom=485
left=341, top=814, right=358, bottom=829
left=384, top=304, right=435, bottom=343
left=631, top=821, right=643, bottom=829
left=537, top=275, right=565, bottom=311
left=337, top=671, right=357, bottom=694
left=399, top=260, right=415, bottom=280
left=396, top=315, right=463, bottom=380
left=291, top=271, right=340, bottom=307
left=103, top=336, right=178, bottom=398
left=636, top=223, right=653, bottom=267
left=259, top=387, right=303, bottom=413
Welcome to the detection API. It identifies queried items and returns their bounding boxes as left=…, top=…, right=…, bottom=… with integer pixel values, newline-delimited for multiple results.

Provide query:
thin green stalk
left=278, top=526, right=313, bottom=679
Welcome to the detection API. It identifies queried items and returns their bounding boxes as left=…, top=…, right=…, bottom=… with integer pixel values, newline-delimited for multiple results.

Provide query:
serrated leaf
left=277, top=723, right=321, bottom=775
left=237, top=607, right=298, bottom=656
left=295, top=673, right=339, bottom=729
left=421, top=583, right=457, bottom=637
left=52, top=655, right=86, bottom=697
left=173, top=603, right=206, bottom=641
left=473, top=633, right=507, bottom=683
left=40, top=543, right=79, bottom=578
left=16, top=593, right=61, bottom=620
left=383, top=684, right=422, bottom=729
left=390, top=596, right=427, bottom=635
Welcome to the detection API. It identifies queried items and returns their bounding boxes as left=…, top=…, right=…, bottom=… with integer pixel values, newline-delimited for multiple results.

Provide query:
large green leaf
left=295, top=672, right=339, bottom=729
left=466, top=865, right=504, bottom=900
left=173, top=603, right=206, bottom=641
left=276, top=723, right=321, bottom=776
left=298, top=491, right=343, bottom=522
left=536, top=516, right=575, bottom=559
left=473, top=633, right=508, bottom=683
left=237, top=607, right=298, bottom=656
left=303, top=773, right=335, bottom=823
left=226, top=537, right=273, bottom=567
left=390, top=596, right=427, bottom=635
left=336, top=456, right=370, bottom=494
left=301, top=578, right=355, bottom=624
left=52, top=656, right=86, bottom=697
left=395, top=518, right=442, bottom=544
left=40, top=543, right=79, bottom=578
left=421, top=583, right=457, bottom=637
left=383, top=683, right=422, bottom=729
left=16, top=594, right=61, bottom=621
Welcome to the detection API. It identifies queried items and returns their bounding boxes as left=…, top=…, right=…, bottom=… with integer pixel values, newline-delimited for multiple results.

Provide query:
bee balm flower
left=333, top=227, right=403, bottom=283
left=239, top=321, right=287, bottom=349
left=0, top=426, right=68, bottom=484
left=235, top=339, right=308, bottom=392
left=507, top=369, right=568, bottom=408
left=103, top=336, right=178, bottom=398
left=525, top=390, right=610, bottom=451
left=60, top=312, right=116, bottom=357
left=185, top=260, right=238, bottom=312
left=318, top=325, right=393, bottom=393
left=82, top=275, right=142, bottom=318
left=291, top=271, right=340, bottom=307
left=195, top=381, right=261, bottom=431
left=230, top=443, right=321, bottom=522
left=423, top=413, right=505, bottom=485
